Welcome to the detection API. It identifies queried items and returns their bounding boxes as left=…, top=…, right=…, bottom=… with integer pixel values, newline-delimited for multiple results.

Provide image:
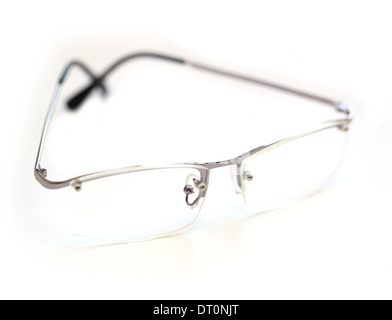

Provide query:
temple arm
left=188, top=62, right=352, bottom=118
left=35, top=60, right=105, bottom=179
left=65, top=51, right=352, bottom=120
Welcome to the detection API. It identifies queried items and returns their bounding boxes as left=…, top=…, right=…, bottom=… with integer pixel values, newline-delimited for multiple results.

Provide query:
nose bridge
left=201, top=152, right=251, bottom=195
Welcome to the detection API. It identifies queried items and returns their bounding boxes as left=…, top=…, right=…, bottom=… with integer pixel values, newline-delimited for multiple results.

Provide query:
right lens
left=69, top=166, right=208, bottom=241
left=241, top=125, right=348, bottom=213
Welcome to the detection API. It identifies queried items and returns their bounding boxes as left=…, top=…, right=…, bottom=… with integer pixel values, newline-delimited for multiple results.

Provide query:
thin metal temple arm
left=65, top=51, right=352, bottom=120
left=34, top=60, right=104, bottom=186
left=187, top=61, right=352, bottom=119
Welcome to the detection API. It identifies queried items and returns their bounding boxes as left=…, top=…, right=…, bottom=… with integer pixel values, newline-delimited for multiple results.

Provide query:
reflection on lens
left=69, top=167, right=207, bottom=241
left=241, top=126, right=348, bottom=213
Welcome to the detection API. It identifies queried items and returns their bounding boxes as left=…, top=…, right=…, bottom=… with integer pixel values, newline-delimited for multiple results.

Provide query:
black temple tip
left=67, top=82, right=97, bottom=110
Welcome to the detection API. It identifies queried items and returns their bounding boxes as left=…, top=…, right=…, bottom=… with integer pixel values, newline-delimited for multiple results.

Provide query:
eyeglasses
left=35, top=52, right=353, bottom=242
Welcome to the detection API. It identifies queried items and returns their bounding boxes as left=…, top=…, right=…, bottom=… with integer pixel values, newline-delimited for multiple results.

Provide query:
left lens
left=69, top=166, right=208, bottom=241
left=240, top=125, right=348, bottom=214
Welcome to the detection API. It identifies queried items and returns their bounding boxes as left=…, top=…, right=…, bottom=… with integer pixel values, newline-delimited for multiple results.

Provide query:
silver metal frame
left=34, top=55, right=353, bottom=195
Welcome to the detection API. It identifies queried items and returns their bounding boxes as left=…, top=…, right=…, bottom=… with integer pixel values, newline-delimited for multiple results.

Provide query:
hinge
left=37, top=167, right=48, bottom=178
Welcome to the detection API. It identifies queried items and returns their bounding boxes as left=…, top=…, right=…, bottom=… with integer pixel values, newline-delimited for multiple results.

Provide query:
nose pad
left=230, top=164, right=243, bottom=194
left=184, top=174, right=206, bottom=207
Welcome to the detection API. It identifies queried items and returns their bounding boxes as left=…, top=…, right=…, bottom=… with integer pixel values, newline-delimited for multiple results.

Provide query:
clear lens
left=69, top=167, right=207, bottom=241
left=241, top=126, right=348, bottom=213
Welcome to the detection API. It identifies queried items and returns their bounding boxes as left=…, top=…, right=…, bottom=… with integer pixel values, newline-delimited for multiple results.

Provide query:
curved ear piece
left=65, top=53, right=184, bottom=111
left=67, top=82, right=96, bottom=110
left=67, top=79, right=107, bottom=110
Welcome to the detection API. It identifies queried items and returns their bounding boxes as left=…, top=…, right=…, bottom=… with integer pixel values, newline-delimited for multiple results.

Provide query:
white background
left=1, top=0, right=391, bottom=299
